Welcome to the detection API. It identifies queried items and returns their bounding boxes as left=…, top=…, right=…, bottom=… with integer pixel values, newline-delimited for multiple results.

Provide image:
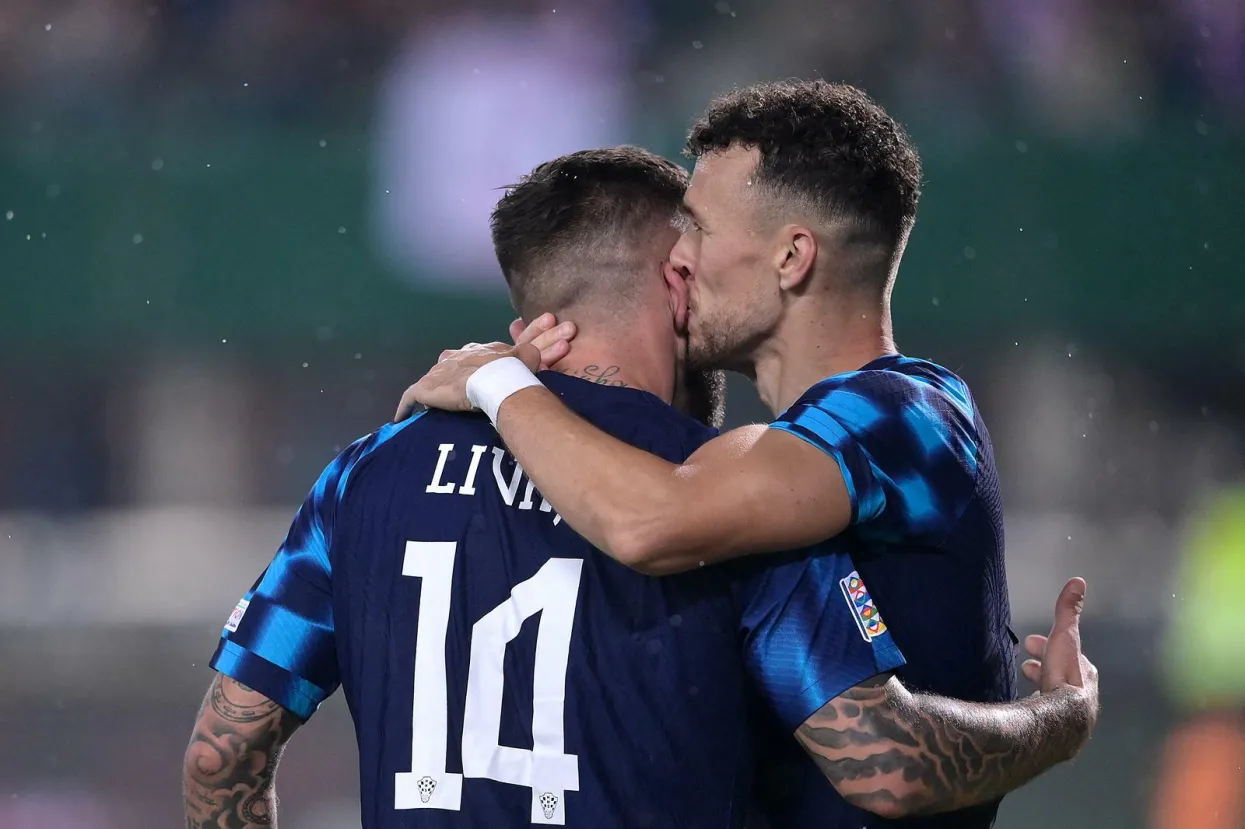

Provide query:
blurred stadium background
left=1, top=1, right=1243, bottom=827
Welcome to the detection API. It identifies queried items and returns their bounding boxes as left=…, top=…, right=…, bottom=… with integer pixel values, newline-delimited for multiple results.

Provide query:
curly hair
left=491, top=146, right=689, bottom=318
left=687, top=80, right=922, bottom=249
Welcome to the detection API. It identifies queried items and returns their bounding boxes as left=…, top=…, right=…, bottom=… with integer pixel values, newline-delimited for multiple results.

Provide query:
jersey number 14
left=395, top=541, right=582, bottom=825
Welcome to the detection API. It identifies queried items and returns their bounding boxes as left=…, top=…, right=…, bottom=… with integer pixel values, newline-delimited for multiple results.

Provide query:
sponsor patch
left=224, top=598, right=250, bottom=633
left=839, top=571, right=887, bottom=641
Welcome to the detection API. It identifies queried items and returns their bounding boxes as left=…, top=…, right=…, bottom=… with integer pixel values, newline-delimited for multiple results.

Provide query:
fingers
left=513, top=313, right=557, bottom=346
left=1024, top=634, right=1048, bottom=658
left=538, top=338, right=571, bottom=370
left=1021, top=659, right=1042, bottom=685
left=1052, top=577, right=1087, bottom=637
left=528, top=322, right=576, bottom=369
left=395, top=383, right=421, bottom=422
left=509, top=317, right=527, bottom=344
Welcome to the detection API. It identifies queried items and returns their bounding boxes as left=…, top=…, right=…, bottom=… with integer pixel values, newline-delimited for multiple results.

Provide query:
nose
left=669, top=233, right=695, bottom=278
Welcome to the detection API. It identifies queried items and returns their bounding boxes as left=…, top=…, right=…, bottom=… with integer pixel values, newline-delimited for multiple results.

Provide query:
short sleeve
left=731, top=547, right=905, bottom=731
left=769, top=364, right=981, bottom=542
left=208, top=428, right=388, bottom=719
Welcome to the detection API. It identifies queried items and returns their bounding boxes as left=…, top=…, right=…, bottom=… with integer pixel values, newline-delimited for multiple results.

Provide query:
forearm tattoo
left=795, top=677, right=1091, bottom=816
left=184, top=675, right=302, bottom=828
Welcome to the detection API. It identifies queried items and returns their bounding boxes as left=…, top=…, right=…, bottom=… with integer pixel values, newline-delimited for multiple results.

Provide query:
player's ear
left=774, top=225, right=817, bottom=291
left=664, top=261, right=689, bottom=335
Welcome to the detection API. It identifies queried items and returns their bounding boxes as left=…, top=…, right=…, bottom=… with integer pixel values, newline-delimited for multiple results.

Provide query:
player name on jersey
left=426, top=443, right=562, bottom=525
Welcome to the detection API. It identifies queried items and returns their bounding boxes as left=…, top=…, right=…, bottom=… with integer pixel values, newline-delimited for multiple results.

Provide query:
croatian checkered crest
left=539, top=792, right=559, bottom=820
left=416, top=776, right=437, bottom=803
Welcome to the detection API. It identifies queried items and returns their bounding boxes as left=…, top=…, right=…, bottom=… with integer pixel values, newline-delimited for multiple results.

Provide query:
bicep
left=659, top=426, right=852, bottom=566
left=793, top=676, right=933, bottom=817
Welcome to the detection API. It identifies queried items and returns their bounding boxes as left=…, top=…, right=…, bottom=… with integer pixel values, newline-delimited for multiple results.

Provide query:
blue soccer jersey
left=210, top=372, right=903, bottom=829
left=764, top=353, right=1016, bottom=829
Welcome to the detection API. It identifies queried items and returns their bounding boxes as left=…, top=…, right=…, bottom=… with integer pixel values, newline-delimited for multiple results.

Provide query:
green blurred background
left=1, top=1, right=1242, bottom=827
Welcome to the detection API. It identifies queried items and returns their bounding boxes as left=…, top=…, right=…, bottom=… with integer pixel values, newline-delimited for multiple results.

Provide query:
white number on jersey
left=394, top=540, right=583, bottom=824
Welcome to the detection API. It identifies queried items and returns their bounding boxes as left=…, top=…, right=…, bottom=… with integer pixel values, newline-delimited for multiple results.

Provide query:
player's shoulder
left=324, top=409, right=498, bottom=494
left=794, top=354, right=978, bottom=429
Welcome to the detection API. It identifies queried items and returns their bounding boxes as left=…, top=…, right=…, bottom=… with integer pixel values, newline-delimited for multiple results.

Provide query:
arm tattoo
left=795, top=676, right=1093, bottom=817
left=183, top=674, right=303, bottom=828
left=557, top=365, right=628, bottom=387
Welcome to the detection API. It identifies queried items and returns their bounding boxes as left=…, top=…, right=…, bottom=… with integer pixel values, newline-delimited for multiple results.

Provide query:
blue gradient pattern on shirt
left=771, top=354, right=979, bottom=538
left=729, top=546, right=905, bottom=730
left=764, top=353, right=1017, bottom=829
left=208, top=415, right=424, bottom=719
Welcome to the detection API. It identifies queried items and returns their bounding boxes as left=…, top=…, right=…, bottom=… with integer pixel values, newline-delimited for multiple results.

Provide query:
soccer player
left=402, top=83, right=1091, bottom=827
left=184, top=148, right=1095, bottom=829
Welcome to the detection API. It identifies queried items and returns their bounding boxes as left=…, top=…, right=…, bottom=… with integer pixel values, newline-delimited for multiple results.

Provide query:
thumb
left=509, top=318, right=527, bottom=344
left=1052, top=577, right=1087, bottom=637
left=514, top=342, right=541, bottom=372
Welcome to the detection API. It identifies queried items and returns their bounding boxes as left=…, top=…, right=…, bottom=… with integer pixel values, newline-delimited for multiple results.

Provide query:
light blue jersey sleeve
left=209, top=417, right=421, bottom=718
left=770, top=356, right=982, bottom=544
left=731, top=546, right=905, bottom=730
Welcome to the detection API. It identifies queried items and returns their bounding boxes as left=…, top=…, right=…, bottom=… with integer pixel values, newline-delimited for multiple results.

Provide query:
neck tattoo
left=559, top=365, right=628, bottom=388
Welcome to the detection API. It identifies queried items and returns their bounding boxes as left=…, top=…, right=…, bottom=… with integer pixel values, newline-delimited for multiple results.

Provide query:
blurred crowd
left=0, top=0, right=1242, bottom=135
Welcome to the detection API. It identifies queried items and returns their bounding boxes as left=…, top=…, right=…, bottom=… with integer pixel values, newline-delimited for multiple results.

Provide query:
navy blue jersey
left=763, top=354, right=1016, bottom=829
left=210, top=372, right=903, bottom=829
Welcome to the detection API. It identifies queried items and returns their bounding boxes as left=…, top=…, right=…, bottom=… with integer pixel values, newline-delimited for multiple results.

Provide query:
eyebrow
left=679, top=200, right=703, bottom=225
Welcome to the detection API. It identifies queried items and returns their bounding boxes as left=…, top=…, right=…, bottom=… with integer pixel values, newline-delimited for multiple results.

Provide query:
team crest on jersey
left=539, top=792, right=559, bottom=821
left=417, top=776, right=437, bottom=804
left=839, top=571, right=887, bottom=642
left=224, top=598, right=250, bottom=633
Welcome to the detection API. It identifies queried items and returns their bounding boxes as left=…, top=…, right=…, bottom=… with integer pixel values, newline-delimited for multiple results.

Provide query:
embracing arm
left=493, top=386, right=850, bottom=574
left=796, top=675, right=1095, bottom=819
left=184, top=673, right=303, bottom=828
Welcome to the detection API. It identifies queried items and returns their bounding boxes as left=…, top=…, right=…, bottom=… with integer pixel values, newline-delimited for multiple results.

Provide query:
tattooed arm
left=794, top=578, right=1100, bottom=819
left=184, top=673, right=304, bottom=828
left=795, top=675, right=1094, bottom=819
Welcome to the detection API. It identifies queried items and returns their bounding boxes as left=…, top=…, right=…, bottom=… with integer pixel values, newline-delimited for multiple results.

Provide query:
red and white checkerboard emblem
left=839, top=571, right=887, bottom=641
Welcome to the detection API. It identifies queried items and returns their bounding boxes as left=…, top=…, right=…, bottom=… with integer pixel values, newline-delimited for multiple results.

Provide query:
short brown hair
left=687, top=81, right=922, bottom=253
left=491, top=147, right=690, bottom=319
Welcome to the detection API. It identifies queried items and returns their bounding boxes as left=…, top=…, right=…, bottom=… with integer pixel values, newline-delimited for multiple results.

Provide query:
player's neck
left=750, top=295, right=896, bottom=414
left=550, top=327, right=676, bottom=404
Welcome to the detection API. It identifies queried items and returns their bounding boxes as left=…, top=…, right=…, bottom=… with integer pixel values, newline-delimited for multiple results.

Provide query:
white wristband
left=466, top=357, right=543, bottom=424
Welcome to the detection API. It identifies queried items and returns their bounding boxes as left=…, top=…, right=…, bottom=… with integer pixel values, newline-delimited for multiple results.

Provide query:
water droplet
left=692, top=40, right=704, bottom=49
left=302, top=362, right=310, bottom=368
left=932, top=297, right=940, bottom=306
left=1195, top=120, right=1210, bottom=136
left=1015, top=140, right=1028, bottom=153
left=319, top=139, right=327, bottom=148
left=646, top=639, right=663, bottom=655
left=354, top=352, right=363, bottom=360
left=151, top=158, right=164, bottom=171
left=46, top=184, right=60, bottom=198
left=670, top=614, right=683, bottom=628
left=44, top=23, right=52, bottom=31
left=688, top=685, right=699, bottom=696
left=963, top=246, right=977, bottom=260
left=338, top=226, right=347, bottom=234
left=1149, top=420, right=1160, bottom=433
left=221, top=339, right=227, bottom=344
left=4, top=211, right=12, bottom=220
left=132, top=233, right=144, bottom=244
